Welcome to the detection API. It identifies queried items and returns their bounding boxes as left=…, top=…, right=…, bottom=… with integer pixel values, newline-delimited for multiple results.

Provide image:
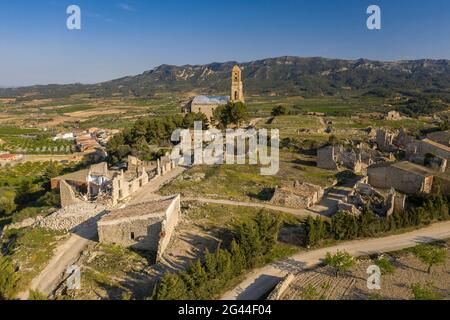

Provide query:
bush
left=411, top=282, right=443, bottom=300
left=413, top=245, right=447, bottom=274
left=374, top=257, right=396, bottom=275
left=324, top=250, right=355, bottom=277
left=304, top=194, right=449, bottom=247
left=0, top=256, right=18, bottom=299
left=271, top=105, right=288, bottom=117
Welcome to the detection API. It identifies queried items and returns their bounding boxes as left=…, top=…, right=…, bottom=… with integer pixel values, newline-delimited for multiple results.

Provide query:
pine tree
left=153, top=273, right=188, bottom=300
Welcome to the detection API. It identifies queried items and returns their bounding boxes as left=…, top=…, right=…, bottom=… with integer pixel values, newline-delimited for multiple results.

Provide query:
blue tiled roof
left=192, top=95, right=230, bottom=105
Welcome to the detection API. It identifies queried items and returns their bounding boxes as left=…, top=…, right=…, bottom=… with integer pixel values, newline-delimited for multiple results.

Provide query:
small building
left=97, top=195, right=181, bottom=261
left=385, top=111, right=402, bottom=121
left=182, top=65, right=244, bottom=120
left=0, top=153, right=23, bottom=163
left=368, top=161, right=434, bottom=194
left=271, top=181, right=324, bottom=209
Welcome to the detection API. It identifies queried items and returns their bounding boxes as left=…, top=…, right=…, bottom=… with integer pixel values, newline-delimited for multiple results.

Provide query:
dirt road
left=16, top=227, right=97, bottom=300
left=221, top=221, right=450, bottom=300
left=183, top=197, right=325, bottom=218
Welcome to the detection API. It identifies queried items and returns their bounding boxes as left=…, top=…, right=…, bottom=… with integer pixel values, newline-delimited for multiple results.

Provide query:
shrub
left=413, top=245, right=447, bottom=274
left=374, top=257, right=396, bottom=275
left=411, top=282, right=443, bottom=300
left=324, top=250, right=355, bottom=277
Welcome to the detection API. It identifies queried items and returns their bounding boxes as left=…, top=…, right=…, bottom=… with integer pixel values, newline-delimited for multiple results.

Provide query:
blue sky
left=0, top=0, right=449, bottom=86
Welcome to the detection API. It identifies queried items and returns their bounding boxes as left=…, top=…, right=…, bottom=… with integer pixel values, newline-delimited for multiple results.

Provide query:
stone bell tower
left=231, top=65, right=244, bottom=103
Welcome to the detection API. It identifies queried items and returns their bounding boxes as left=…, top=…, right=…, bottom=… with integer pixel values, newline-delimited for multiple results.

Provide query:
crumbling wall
left=271, top=182, right=324, bottom=209
left=368, top=165, right=433, bottom=194
left=156, top=195, right=181, bottom=261
left=317, top=146, right=338, bottom=170
left=98, top=216, right=163, bottom=251
left=60, top=180, right=84, bottom=208
left=267, top=274, right=295, bottom=300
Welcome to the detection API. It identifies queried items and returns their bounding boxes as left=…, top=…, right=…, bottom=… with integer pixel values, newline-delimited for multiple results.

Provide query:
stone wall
left=97, top=195, right=181, bottom=262
left=111, top=169, right=149, bottom=204
left=156, top=195, right=181, bottom=261
left=317, top=146, right=338, bottom=170
left=60, top=180, right=84, bottom=208
left=271, top=182, right=324, bottom=209
left=98, top=215, right=163, bottom=251
left=368, top=164, right=434, bottom=194
left=267, top=274, right=295, bottom=300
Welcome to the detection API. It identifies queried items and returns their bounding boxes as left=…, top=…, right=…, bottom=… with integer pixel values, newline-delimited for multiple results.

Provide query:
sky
left=0, top=0, right=449, bottom=87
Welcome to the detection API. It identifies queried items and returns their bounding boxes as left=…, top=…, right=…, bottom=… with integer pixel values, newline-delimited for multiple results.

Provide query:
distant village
left=0, top=127, right=119, bottom=166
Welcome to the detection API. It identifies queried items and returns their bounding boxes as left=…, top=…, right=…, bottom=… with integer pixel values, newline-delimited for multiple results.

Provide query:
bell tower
left=231, top=65, right=244, bottom=103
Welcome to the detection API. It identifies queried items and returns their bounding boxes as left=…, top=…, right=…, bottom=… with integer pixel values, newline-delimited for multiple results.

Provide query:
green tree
left=0, top=256, right=18, bottom=300
left=271, top=105, right=287, bottom=117
left=152, top=273, right=188, bottom=300
left=374, top=257, right=396, bottom=275
left=324, top=250, right=355, bottom=277
left=213, top=102, right=248, bottom=129
left=0, top=189, right=16, bottom=216
left=254, top=211, right=281, bottom=257
left=411, top=282, right=443, bottom=300
left=413, top=245, right=447, bottom=274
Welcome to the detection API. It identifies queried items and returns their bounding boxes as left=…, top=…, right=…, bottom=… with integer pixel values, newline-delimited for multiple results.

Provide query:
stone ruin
left=270, top=181, right=324, bottom=209
left=336, top=178, right=406, bottom=217
left=385, top=111, right=402, bottom=121
left=375, top=128, right=450, bottom=173
left=52, top=155, right=179, bottom=208
left=317, top=144, right=384, bottom=174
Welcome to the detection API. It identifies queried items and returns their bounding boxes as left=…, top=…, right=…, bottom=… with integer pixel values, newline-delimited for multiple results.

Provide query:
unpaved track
left=16, top=227, right=97, bottom=300
left=221, top=221, right=450, bottom=300
left=183, top=197, right=324, bottom=218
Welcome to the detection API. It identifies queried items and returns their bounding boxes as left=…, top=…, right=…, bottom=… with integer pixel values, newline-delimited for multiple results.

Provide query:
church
left=182, top=65, right=245, bottom=119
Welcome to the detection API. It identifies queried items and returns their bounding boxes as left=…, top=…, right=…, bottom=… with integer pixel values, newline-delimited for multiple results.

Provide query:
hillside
left=1, top=56, right=450, bottom=100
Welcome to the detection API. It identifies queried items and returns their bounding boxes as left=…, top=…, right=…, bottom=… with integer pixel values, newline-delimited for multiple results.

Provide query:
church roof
left=192, top=95, right=229, bottom=105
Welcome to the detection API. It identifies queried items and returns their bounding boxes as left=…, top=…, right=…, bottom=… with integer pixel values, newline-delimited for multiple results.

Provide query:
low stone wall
left=266, top=274, right=295, bottom=300
left=156, top=195, right=181, bottom=261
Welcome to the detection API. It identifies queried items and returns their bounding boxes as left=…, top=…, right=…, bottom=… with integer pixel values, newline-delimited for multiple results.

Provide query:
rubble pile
left=36, top=203, right=108, bottom=231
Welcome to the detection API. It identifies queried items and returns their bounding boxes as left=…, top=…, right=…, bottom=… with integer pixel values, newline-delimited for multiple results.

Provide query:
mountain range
left=1, top=56, right=449, bottom=100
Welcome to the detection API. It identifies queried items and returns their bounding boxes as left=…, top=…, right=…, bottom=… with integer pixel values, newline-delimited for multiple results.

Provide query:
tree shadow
left=247, top=188, right=275, bottom=201
left=291, top=159, right=317, bottom=167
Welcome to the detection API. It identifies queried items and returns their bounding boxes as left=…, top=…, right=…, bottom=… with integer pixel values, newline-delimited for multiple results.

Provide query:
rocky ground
left=281, top=244, right=450, bottom=300
left=36, top=203, right=108, bottom=232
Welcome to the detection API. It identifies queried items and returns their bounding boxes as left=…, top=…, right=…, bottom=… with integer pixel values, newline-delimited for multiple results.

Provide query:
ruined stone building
left=385, top=111, right=402, bottom=121
left=97, top=195, right=181, bottom=261
left=182, top=65, right=245, bottom=119
left=407, top=138, right=450, bottom=163
left=426, top=130, right=450, bottom=147
left=271, top=181, right=324, bottom=209
left=317, top=144, right=382, bottom=174
left=367, top=161, right=434, bottom=194
left=336, top=178, right=406, bottom=217
left=52, top=155, right=178, bottom=208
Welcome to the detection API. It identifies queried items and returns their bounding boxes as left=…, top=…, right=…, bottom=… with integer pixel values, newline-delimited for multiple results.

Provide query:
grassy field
left=1, top=227, right=68, bottom=298
left=160, top=152, right=336, bottom=202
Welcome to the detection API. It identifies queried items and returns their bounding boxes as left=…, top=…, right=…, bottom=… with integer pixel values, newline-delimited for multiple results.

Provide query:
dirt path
left=16, top=227, right=97, bottom=300
left=221, top=221, right=450, bottom=300
left=183, top=197, right=325, bottom=218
